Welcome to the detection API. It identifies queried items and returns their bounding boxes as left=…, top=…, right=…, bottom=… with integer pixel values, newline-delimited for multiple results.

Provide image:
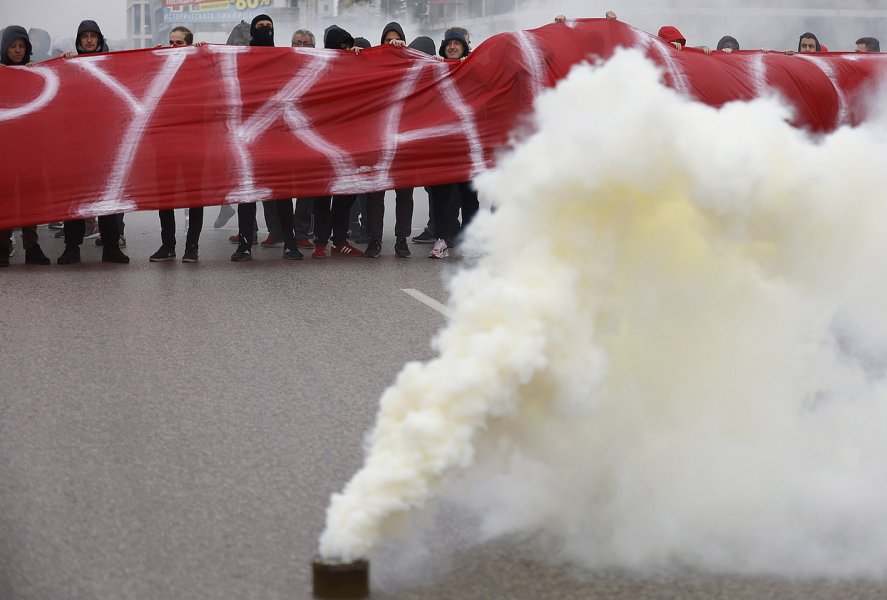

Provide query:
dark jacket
left=76, top=20, right=108, bottom=54
left=408, top=36, right=435, bottom=56
left=1, top=25, right=31, bottom=66
left=27, top=27, right=51, bottom=62
left=380, top=21, right=405, bottom=45
left=249, top=13, right=274, bottom=46
left=324, top=25, right=354, bottom=50
left=438, top=30, right=469, bottom=58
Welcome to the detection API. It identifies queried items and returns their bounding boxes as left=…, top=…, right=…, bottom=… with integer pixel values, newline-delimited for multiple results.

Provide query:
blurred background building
left=119, top=0, right=887, bottom=51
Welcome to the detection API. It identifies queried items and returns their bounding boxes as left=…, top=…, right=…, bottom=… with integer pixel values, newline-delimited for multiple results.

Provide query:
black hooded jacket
left=408, top=36, right=435, bottom=56
left=1, top=25, right=32, bottom=66
left=438, top=30, right=469, bottom=59
left=249, top=13, right=274, bottom=47
left=380, top=22, right=405, bottom=45
left=76, top=20, right=108, bottom=54
left=324, top=25, right=354, bottom=50
left=27, top=27, right=51, bottom=62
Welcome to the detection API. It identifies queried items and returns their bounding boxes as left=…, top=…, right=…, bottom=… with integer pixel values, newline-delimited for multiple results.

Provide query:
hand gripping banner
left=1, top=19, right=885, bottom=229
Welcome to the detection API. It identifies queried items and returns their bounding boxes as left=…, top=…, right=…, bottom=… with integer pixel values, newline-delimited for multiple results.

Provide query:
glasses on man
left=292, top=40, right=313, bottom=47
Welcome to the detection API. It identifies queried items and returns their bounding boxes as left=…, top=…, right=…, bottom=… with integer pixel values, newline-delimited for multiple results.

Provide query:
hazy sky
left=1, top=0, right=128, bottom=41
left=2, top=0, right=882, bottom=51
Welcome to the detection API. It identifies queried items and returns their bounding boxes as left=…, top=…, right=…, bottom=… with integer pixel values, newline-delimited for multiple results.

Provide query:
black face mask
left=251, top=27, right=274, bottom=47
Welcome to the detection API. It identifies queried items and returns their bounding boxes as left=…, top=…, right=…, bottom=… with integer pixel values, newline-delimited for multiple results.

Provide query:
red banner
left=1, top=19, right=885, bottom=229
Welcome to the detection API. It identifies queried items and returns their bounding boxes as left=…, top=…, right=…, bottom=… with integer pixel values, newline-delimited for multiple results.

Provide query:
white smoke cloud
left=487, top=1, right=884, bottom=53
left=320, top=47, right=887, bottom=579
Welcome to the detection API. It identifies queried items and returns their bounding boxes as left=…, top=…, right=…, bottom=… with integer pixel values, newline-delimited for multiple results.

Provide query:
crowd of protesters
left=0, top=11, right=882, bottom=267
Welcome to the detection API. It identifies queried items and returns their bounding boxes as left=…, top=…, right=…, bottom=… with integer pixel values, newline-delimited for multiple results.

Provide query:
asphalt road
left=1, top=208, right=885, bottom=599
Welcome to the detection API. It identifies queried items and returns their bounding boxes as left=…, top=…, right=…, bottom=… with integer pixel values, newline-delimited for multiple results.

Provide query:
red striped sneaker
left=331, top=242, right=364, bottom=257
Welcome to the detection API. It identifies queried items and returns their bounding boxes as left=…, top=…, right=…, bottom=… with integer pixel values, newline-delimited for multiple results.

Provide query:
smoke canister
left=312, top=558, right=369, bottom=599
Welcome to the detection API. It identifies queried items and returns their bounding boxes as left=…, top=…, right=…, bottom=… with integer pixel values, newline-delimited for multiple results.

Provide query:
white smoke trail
left=320, top=49, right=887, bottom=578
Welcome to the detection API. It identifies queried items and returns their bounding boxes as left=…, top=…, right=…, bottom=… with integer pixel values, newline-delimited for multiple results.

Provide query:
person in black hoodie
left=1, top=26, right=31, bottom=66
left=57, top=20, right=129, bottom=264
left=231, top=14, right=298, bottom=260
left=408, top=35, right=435, bottom=56
left=362, top=22, right=415, bottom=258
left=324, top=24, right=355, bottom=51
left=427, top=29, right=479, bottom=259
left=309, top=25, right=364, bottom=258
left=0, top=27, right=51, bottom=267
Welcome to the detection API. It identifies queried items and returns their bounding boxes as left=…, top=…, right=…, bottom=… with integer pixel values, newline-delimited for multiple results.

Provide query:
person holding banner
left=149, top=26, right=205, bottom=263
left=363, top=22, right=415, bottom=259
left=0, top=26, right=51, bottom=267
left=428, top=29, right=479, bottom=260
left=310, top=25, right=365, bottom=259
left=58, top=20, right=129, bottom=265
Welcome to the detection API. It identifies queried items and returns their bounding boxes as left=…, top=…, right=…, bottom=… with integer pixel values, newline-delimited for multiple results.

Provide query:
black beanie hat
left=438, top=30, right=469, bottom=59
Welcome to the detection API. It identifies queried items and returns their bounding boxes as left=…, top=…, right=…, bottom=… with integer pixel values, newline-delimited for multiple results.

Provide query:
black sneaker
left=231, top=235, right=252, bottom=262
left=0, top=248, right=9, bottom=267
left=282, top=247, right=303, bottom=260
left=102, top=245, right=130, bottom=264
left=54, top=229, right=65, bottom=238
left=182, top=246, right=199, bottom=263
left=48, top=222, right=64, bottom=230
left=25, top=244, right=51, bottom=265
left=95, top=236, right=103, bottom=247
left=394, top=238, right=410, bottom=258
left=149, top=246, right=176, bottom=262
left=364, top=240, right=382, bottom=258
left=411, top=228, right=436, bottom=243
left=57, top=244, right=81, bottom=265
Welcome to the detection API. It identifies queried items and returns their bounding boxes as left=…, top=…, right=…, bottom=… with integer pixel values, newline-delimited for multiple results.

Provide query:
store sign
left=163, top=0, right=272, bottom=24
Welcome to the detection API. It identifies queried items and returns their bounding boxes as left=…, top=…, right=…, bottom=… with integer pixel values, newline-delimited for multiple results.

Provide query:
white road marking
left=401, top=288, right=452, bottom=318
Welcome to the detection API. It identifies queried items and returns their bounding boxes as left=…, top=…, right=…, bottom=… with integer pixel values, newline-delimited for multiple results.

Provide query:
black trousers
left=429, top=181, right=479, bottom=244
left=366, top=188, right=414, bottom=243
left=159, top=207, right=204, bottom=248
left=0, top=226, right=38, bottom=250
left=64, top=214, right=120, bottom=247
left=276, top=198, right=315, bottom=244
left=313, top=195, right=356, bottom=246
left=236, top=202, right=257, bottom=247
left=294, top=198, right=313, bottom=240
